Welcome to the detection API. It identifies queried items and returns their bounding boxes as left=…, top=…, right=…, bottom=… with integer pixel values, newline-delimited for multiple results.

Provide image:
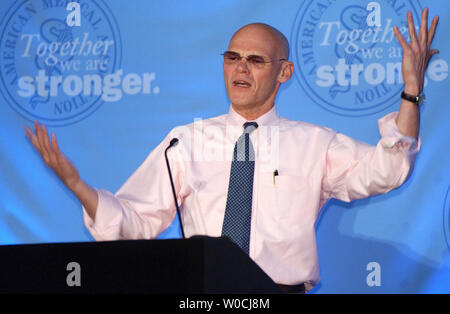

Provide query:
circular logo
left=444, top=185, right=450, bottom=250
left=0, top=0, right=122, bottom=126
left=291, top=0, right=421, bottom=117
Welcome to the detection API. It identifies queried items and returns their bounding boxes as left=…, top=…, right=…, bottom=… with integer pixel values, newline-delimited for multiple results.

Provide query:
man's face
left=223, top=26, right=285, bottom=113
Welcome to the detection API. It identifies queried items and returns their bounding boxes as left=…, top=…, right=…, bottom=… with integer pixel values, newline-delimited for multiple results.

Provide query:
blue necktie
left=221, top=121, right=258, bottom=254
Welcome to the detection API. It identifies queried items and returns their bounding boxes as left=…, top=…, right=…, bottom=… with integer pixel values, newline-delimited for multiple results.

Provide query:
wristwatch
left=401, top=91, right=425, bottom=106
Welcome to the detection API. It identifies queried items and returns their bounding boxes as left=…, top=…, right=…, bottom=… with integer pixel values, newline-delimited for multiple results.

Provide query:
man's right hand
left=25, top=121, right=98, bottom=220
left=25, top=121, right=81, bottom=190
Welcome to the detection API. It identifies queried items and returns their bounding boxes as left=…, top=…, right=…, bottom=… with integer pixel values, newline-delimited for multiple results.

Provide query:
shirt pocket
left=259, top=172, right=311, bottom=221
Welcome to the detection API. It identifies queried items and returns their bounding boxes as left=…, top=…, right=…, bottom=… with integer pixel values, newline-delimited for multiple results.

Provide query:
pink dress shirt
left=83, top=105, right=419, bottom=290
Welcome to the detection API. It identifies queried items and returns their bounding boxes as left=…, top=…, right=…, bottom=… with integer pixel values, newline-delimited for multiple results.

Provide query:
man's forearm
left=395, top=97, right=420, bottom=140
left=69, top=179, right=99, bottom=221
left=391, top=7, right=439, bottom=141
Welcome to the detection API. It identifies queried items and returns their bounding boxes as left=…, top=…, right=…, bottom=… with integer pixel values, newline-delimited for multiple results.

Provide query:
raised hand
left=393, top=8, right=439, bottom=95
left=25, top=121, right=99, bottom=219
left=25, top=121, right=81, bottom=190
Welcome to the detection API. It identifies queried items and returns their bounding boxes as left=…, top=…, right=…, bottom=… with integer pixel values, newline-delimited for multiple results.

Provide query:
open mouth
left=233, top=80, right=251, bottom=88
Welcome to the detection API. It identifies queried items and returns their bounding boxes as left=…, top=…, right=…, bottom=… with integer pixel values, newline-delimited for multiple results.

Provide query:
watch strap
left=401, top=91, right=424, bottom=106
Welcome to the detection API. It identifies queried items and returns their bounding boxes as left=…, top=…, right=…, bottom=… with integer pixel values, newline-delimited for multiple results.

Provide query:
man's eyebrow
left=225, top=50, right=267, bottom=57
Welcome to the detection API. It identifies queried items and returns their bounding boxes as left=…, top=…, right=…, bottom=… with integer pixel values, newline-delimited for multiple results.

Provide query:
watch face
left=418, top=94, right=425, bottom=106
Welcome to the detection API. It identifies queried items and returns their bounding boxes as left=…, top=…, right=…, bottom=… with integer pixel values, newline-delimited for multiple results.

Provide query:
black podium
left=0, top=236, right=282, bottom=294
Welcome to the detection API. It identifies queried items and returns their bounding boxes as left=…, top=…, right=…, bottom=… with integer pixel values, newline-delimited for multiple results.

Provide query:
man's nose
left=236, top=58, right=250, bottom=73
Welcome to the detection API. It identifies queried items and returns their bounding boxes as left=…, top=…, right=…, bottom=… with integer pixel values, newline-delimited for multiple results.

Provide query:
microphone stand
left=164, top=138, right=185, bottom=239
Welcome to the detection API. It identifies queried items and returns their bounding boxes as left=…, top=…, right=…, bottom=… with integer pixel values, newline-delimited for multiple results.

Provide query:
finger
left=41, top=124, right=57, bottom=165
left=35, top=121, right=46, bottom=151
left=24, top=126, right=35, bottom=141
left=418, top=8, right=428, bottom=46
left=427, top=15, right=439, bottom=48
left=51, top=133, right=61, bottom=154
left=407, top=11, right=418, bottom=43
left=33, top=121, right=44, bottom=153
left=51, top=133, right=63, bottom=163
left=43, top=125, right=56, bottom=166
left=41, top=124, right=51, bottom=152
left=51, top=133, right=65, bottom=166
left=25, top=126, right=41, bottom=151
left=393, top=26, right=409, bottom=49
left=430, top=49, right=440, bottom=57
left=36, top=122, right=51, bottom=163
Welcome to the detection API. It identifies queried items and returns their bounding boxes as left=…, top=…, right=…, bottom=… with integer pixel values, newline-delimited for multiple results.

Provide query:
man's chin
left=229, top=95, right=254, bottom=107
left=230, top=101, right=253, bottom=109
left=230, top=102, right=266, bottom=114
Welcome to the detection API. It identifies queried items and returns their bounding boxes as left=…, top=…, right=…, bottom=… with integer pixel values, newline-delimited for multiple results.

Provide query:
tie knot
left=243, top=122, right=258, bottom=134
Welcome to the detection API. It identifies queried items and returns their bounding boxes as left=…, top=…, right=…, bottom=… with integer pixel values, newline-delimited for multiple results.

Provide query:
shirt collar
left=226, top=104, right=280, bottom=127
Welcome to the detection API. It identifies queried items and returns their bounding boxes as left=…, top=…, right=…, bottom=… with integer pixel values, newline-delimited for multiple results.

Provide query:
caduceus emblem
left=30, top=18, right=74, bottom=109
left=328, top=5, right=376, bottom=100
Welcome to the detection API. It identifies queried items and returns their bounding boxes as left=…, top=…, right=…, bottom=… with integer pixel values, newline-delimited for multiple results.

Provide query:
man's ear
left=278, top=61, right=294, bottom=84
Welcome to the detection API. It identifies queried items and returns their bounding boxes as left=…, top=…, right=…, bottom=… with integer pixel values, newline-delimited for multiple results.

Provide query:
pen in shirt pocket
left=273, top=169, right=279, bottom=186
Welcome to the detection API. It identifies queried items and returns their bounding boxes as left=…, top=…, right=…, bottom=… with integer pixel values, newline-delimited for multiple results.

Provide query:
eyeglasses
left=221, top=51, right=286, bottom=68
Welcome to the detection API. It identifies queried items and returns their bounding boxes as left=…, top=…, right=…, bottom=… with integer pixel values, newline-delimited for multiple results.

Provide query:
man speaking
left=25, top=8, right=439, bottom=293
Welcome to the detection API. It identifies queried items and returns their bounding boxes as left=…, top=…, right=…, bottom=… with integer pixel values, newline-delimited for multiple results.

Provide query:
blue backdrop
left=0, top=0, right=448, bottom=293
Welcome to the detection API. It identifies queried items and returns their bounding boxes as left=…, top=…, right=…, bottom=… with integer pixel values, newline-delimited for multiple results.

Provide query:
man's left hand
left=393, top=8, right=439, bottom=96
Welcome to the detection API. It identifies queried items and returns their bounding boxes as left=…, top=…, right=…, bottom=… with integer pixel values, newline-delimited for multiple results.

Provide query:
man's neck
left=231, top=103, right=274, bottom=121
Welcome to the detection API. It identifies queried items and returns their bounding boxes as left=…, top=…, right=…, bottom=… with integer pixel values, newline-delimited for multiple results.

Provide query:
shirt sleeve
left=82, top=130, right=186, bottom=241
left=321, top=112, right=420, bottom=203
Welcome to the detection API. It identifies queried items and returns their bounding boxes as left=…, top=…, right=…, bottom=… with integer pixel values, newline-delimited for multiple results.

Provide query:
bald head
left=230, top=23, right=290, bottom=59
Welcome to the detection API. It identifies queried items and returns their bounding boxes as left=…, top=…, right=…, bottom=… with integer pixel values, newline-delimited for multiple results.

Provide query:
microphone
left=164, top=138, right=185, bottom=239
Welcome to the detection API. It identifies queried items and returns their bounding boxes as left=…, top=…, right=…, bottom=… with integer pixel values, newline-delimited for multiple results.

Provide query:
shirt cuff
left=378, top=112, right=421, bottom=155
left=82, top=189, right=123, bottom=240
